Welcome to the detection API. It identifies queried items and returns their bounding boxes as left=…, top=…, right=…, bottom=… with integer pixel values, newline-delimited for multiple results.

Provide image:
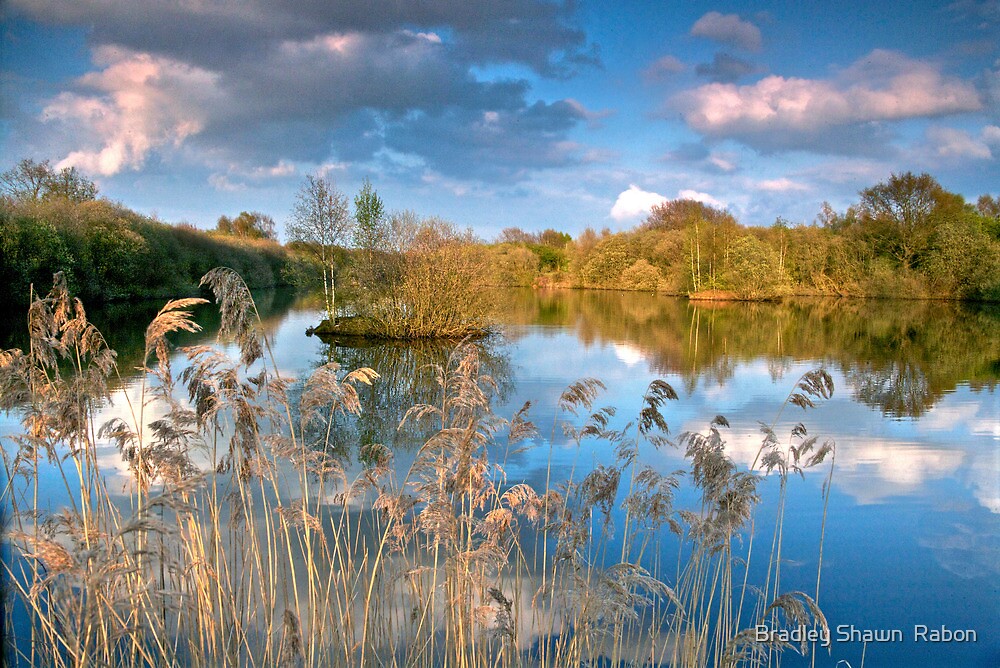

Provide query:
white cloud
left=208, top=173, right=245, bottom=192
left=690, top=12, right=762, bottom=52
left=926, top=126, right=993, bottom=160
left=252, top=160, right=298, bottom=178
left=756, top=177, right=809, bottom=192
left=42, top=47, right=222, bottom=175
left=708, top=153, right=738, bottom=172
left=610, top=184, right=667, bottom=221
left=678, top=188, right=725, bottom=208
left=673, top=50, right=983, bottom=154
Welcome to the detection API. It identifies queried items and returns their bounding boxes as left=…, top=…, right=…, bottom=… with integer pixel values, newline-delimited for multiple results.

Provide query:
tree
left=287, top=175, right=353, bottom=323
left=353, top=178, right=389, bottom=281
left=1, top=159, right=98, bottom=203
left=1, top=159, right=52, bottom=202
left=537, top=228, right=571, bottom=248
left=579, top=236, right=634, bottom=288
left=725, top=234, right=784, bottom=299
left=620, top=259, right=661, bottom=291
left=976, top=193, right=998, bottom=216
left=46, top=166, right=99, bottom=202
left=642, top=198, right=736, bottom=231
left=498, top=227, right=536, bottom=244
left=216, top=211, right=276, bottom=240
left=857, top=172, right=959, bottom=269
left=0, top=158, right=97, bottom=203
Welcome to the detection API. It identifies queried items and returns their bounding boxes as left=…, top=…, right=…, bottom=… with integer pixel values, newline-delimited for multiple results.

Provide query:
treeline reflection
left=497, top=289, right=1000, bottom=417
left=315, top=336, right=514, bottom=455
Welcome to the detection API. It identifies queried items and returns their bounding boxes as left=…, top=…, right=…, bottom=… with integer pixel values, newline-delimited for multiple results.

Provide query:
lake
left=2, top=287, right=998, bottom=667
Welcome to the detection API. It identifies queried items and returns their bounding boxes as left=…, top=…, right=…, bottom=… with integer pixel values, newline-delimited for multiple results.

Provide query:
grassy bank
left=0, top=197, right=300, bottom=308
left=1, top=269, right=836, bottom=666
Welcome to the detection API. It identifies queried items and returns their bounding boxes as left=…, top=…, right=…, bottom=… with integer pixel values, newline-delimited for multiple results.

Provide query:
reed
left=1, top=269, right=835, bottom=666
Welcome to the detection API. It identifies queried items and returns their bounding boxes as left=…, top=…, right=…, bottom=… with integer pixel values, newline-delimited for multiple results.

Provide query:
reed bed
left=1, top=269, right=835, bottom=667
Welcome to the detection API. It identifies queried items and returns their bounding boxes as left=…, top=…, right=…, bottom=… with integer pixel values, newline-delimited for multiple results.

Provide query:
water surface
left=2, top=288, right=998, bottom=666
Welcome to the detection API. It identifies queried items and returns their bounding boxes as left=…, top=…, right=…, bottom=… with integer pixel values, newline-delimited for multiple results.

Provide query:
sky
left=2, top=0, right=999, bottom=239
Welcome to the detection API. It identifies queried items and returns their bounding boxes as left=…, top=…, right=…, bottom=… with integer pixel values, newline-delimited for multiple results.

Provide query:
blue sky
left=2, top=0, right=998, bottom=239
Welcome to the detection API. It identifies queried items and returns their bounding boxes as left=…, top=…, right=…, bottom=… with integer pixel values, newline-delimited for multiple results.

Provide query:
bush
left=619, top=258, right=662, bottom=292
left=724, top=234, right=787, bottom=300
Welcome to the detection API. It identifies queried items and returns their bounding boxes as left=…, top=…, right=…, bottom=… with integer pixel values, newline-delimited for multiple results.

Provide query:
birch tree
left=286, top=175, right=353, bottom=323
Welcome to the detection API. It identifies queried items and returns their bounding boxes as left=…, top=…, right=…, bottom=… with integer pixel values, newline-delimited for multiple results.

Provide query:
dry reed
left=1, top=268, right=836, bottom=667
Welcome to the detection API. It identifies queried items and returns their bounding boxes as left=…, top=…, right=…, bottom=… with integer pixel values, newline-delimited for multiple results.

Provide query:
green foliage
left=923, top=215, right=1000, bottom=299
left=580, top=236, right=635, bottom=288
left=488, top=244, right=539, bottom=286
left=551, top=175, right=999, bottom=302
left=854, top=171, right=959, bottom=269
left=525, top=242, right=567, bottom=271
left=492, top=227, right=571, bottom=274
left=0, top=197, right=291, bottom=308
left=724, top=234, right=786, bottom=299
left=353, top=178, right=388, bottom=253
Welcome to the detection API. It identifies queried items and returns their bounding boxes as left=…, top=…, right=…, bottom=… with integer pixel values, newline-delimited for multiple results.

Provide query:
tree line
left=487, top=173, right=1000, bottom=302
left=0, top=159, right=295, bottom=307
left=4, top=157, right=998, bottom=314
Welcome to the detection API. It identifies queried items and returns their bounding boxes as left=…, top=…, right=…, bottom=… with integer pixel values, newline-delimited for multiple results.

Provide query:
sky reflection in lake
left=2, top=289, right=997, bottom=666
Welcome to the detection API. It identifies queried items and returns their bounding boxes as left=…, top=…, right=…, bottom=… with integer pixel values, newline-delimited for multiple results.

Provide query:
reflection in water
left=499, top=289, right=1000, bottom=417
left=311, top=336, right=514, bottom=458
left=3, top=285, right=998, bottom=666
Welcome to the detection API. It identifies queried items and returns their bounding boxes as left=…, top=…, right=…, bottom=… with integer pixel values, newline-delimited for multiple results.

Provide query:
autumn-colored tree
left=216, top=211, right=276, bottom=240
left=642, top=198, right=736, bottom=231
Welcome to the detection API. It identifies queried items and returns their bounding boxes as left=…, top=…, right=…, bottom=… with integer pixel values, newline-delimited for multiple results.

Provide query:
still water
left=2, top=288, right=998, bottom=666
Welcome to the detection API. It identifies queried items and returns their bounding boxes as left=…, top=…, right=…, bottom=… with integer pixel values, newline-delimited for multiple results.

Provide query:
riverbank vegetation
left=490, top=174, right=1000, bottom=302
left=4, top=156, right=998, bottom=316
left=1, top=270, right=836, bottom=666
left=0, top=160, right=299, bottom=309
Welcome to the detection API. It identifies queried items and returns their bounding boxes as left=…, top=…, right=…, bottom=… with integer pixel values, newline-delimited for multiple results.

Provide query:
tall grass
left=1, top=269, right=835, bottom=666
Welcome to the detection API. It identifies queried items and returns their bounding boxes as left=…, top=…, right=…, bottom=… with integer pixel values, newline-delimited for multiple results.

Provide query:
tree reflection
left=312, top=335, right=513, bottom=458
left=497, top=289, right=999, bottom=417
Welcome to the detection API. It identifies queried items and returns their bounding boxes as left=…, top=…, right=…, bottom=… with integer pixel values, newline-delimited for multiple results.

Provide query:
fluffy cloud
left=42, top=48, right=222, bottom=175
left=610, top=185, right=667, bottom=221
left=926, top=126, right=993, bottom=160
left=678, top=189, right=725, bottom=208
left=755, top=177, right=809, bottom=192
left=690, top=12, right=762, bottom=52
left=673, top=50, right=983, bottom=154
left=10, top=0, right=596, bottom=178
